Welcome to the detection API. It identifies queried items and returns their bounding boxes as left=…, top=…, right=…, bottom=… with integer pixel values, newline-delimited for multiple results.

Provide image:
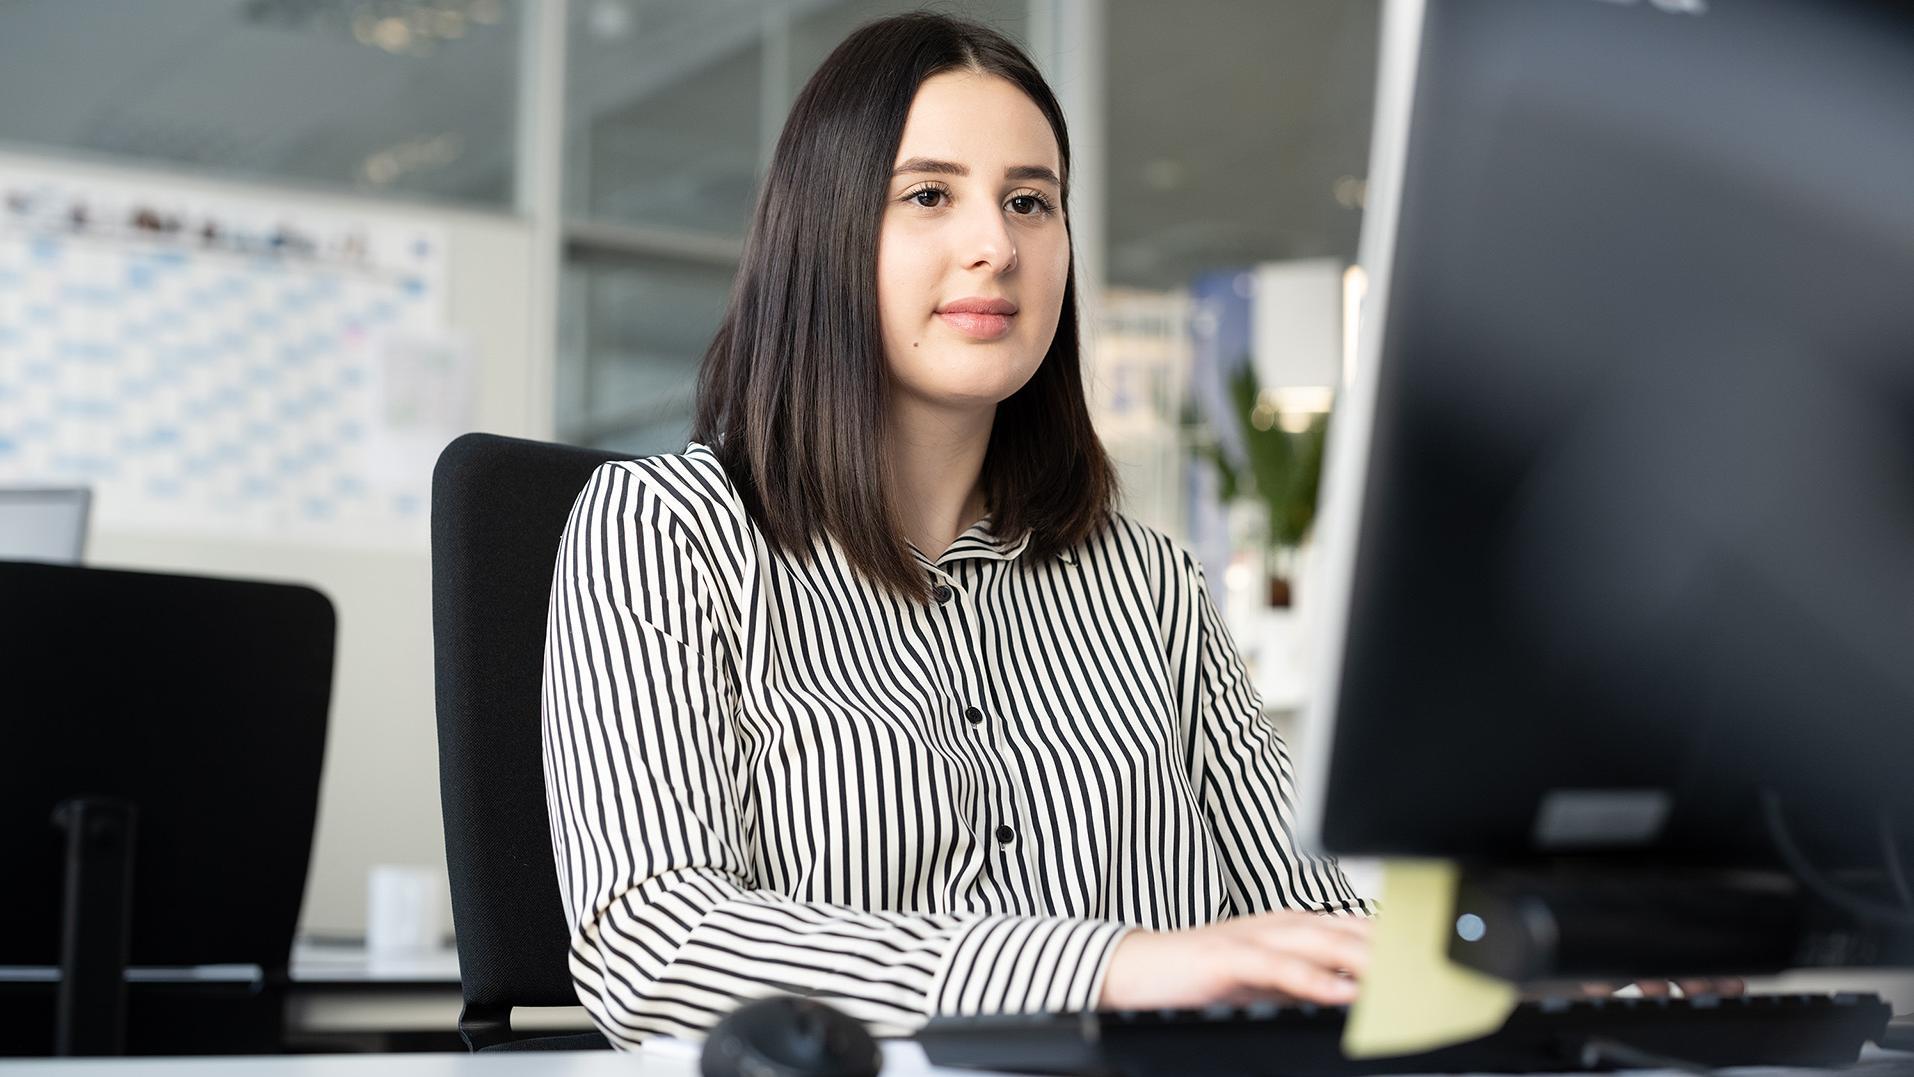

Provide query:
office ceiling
left=0, top=0, right=1378, bottom=288
left=1104, top=0, right=1378, bottom=288
left=0, top=0, right=523, bottom=204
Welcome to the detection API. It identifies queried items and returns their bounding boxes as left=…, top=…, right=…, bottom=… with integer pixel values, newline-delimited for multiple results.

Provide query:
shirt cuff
left=926, top=914, right=1136, bottom=1017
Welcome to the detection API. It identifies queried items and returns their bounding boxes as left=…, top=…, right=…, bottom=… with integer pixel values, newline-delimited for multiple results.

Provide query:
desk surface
left=290, top=943, right=460, bottom=986
left=1, top=1044, right=1909, bottom=1077
left=0, top=1041, right=991, bottom=1076
left=0, top=943, right=461, bottom=988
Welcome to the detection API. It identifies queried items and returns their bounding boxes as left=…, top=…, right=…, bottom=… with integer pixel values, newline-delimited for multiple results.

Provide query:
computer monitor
left=0, top=562, right=336, bottom=1054
left=0, top=488, right=90, bottom=564
left=1298, top=0, right=1914, bottom=972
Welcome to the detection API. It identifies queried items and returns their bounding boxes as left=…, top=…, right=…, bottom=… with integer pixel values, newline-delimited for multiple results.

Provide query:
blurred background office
left=0, top=0, right=1380, bottom=953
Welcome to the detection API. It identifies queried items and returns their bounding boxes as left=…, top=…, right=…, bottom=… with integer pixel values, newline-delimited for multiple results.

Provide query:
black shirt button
left=932, top=583, right=954, bottom=604
left=994, top=825, right=1016, bottom=844
left=964, top=706, right=984, bottom=725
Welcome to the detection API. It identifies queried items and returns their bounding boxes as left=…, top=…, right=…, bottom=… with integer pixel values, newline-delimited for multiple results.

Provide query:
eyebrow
left=891, top=157, right=1062, bottom=187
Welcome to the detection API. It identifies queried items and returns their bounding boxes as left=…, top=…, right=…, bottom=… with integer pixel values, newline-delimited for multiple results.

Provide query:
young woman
left=541, top=12, right=1370, bottom=1049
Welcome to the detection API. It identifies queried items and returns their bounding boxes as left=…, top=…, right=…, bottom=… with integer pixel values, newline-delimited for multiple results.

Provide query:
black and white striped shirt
left=540, top=442, right=1367, bottom=1047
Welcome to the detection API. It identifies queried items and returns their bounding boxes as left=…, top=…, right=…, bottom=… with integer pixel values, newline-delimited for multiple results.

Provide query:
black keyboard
left=915, top=993, right=1895, bottom=1075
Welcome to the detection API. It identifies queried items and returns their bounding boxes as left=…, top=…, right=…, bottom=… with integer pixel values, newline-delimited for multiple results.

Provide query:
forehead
left=893, top=70, right=1061, bottom=174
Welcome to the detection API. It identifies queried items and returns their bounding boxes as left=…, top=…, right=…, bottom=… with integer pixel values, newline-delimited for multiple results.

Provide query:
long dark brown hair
left=690, top=11, right=1118, bottom=603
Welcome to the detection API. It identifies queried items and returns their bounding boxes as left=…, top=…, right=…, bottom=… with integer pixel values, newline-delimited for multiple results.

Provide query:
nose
left=960, top=198, right=1017, bottom=275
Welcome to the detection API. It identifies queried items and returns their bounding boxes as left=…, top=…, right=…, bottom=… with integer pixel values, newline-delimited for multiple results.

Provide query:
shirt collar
left=684, top=444, right=1076, bottom=568
left=909, top=514, right=1075, bottom=568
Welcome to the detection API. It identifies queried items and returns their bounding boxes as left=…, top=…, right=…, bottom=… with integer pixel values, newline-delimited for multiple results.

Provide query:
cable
left=1760, top=790, right=1914, bottom=928
left=1577, top=1035, right=1717, bottom=1075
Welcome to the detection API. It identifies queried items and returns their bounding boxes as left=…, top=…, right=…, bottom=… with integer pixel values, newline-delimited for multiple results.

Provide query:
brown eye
left=1007, top=191, right=1057, bottom=218
left=911, top=188, right=945, bottom=208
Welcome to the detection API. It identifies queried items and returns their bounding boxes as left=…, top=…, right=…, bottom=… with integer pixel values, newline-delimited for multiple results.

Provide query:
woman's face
left=877, top=70, right=1069, bottom=414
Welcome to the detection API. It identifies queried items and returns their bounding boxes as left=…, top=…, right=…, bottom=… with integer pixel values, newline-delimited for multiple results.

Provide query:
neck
left=886, top=390, right=995, bottom=563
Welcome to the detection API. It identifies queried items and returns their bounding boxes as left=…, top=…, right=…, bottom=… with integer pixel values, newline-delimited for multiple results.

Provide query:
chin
left=946, top=368, right=1036, bottom=401
left=920, top=384, right=1019, bottom=410
left=904, top=356, right=1035, bottom=405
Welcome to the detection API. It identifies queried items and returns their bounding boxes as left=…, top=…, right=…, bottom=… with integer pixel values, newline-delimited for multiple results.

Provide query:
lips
left=939, top=297, right=1018, bottom=315
left=936, top=297, right=1017, bottom=340
left=937, top=311, right=1014, bottom=339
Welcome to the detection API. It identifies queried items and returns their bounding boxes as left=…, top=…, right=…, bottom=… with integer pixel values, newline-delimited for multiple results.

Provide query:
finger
left=1221, top=983, right=1298, bottom=1007
left=1715, top=977, right=1747, bottom=996
left=1232, top=948, right=1370, bottom=1010
left=1675, top=979, right=1716, bottom=998
left=1579, top=982, right=1618, bottom=998
left=1635, top=980, right=1672, bottom=998
left=1234, top=951, right=1362, bottom=1005
left=1253, top=924, right=1372, bottom=978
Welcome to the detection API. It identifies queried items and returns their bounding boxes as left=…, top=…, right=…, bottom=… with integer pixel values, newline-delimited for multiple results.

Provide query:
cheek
left=1021, top=236, right=1071, bottom=336
left=876, top=228, right=938, bottom=337
left=1036, top=231, right=1071, bottom=293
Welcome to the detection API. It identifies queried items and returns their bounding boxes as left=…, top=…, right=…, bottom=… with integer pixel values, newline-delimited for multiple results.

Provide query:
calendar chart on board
left=0, top=165, right=471, bottom=548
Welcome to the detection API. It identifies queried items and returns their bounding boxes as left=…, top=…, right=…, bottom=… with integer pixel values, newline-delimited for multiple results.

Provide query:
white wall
left=3, top=147, right=541, bottom=939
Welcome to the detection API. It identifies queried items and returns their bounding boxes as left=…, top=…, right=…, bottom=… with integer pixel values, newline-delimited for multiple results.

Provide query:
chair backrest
left=430, top=433, right=635, bottom=1049
left=0, top=561, right=334, bottom=1054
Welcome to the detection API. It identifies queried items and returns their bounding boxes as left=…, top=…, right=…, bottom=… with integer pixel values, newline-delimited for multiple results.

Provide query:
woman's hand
left=1578, top=977, right=1748, bottom=999
left=1097, top=911, right=1372, bottom=1011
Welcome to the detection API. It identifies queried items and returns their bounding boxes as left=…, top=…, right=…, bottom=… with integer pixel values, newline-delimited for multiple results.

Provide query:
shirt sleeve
left=541, top=463, right=1133, bottom=1046
left=1171, top=549, right=1375, bottom=918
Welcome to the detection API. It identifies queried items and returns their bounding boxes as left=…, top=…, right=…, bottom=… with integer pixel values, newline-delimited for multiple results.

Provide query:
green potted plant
left=1191, top=361, right=1330, bottom=608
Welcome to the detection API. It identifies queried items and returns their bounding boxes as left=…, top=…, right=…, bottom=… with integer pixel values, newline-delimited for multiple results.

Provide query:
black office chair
left=0, top=563, right=334, bottom=1057
left=430, top=432, right=638, bottom=1051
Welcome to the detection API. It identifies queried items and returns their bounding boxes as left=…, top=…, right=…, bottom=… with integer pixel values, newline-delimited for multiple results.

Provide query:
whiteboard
left=0, top=159, right=473, bottom=549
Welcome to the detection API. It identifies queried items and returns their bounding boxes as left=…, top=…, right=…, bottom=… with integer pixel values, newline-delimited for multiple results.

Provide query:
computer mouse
left=699, top=993, right=883, bottom=1077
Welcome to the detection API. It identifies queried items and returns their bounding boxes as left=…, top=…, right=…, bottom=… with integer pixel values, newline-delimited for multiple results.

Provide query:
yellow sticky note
left=1342, top=859, right=1519, bottom=1059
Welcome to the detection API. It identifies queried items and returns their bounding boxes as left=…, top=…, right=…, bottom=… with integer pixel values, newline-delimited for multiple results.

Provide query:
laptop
left=0, top=488, right=91, bottom=564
